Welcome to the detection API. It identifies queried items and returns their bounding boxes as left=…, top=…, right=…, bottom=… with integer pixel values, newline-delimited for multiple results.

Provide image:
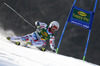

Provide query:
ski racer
left=7, top=21, right=59, bottom=52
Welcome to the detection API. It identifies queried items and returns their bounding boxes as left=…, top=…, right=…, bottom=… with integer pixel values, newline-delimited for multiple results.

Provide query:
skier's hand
left=35, top=21, right=40, bottom=26
left=52, top=48, right=56, bottom=53
left=36, top=26, right=41, bottom=33
left=51, top=46, right=56, bottom=52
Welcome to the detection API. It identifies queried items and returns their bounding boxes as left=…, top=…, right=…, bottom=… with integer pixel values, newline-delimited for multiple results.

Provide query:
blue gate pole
left=93, top=0, right=97, bottom=13
left=56, top=0, right=76, bottom=54
left=83, top=0, right=97, bottom=61
left=56, top=20, right=68, bottom=53
left=83, top=30, right=91, bottom=61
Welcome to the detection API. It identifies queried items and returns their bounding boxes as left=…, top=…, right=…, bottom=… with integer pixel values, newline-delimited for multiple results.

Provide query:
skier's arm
left=49, top=36, right=56, bottom=51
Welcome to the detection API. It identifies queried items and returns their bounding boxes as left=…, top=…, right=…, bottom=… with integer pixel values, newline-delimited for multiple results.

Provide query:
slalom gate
left=56, top=0, right=97, bottom=61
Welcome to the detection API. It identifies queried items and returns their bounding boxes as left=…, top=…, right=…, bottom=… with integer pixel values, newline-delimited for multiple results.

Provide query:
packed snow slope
left=0, top=29, right=98, bottom=66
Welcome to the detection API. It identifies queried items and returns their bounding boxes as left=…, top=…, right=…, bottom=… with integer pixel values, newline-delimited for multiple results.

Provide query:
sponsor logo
left=72, top=9, right=90, bottom=23
left=78, top=11, right=87, bottom=17
left=41, top=31, right=48, bottom=40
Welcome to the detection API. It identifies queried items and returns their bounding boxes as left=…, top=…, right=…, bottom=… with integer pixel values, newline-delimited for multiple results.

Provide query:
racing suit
left=9, top=21, right=56, bottom=50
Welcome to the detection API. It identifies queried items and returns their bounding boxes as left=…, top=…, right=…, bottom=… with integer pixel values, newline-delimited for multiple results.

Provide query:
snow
left=0, top=29, right=99, bottom=66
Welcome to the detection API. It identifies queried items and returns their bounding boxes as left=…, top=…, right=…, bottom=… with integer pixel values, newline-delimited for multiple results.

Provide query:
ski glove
left=50, top=46, right=56, bottom=52
left=50, top=46, right=54, bottom=50
left=35, top=21, right=41, bottom=33
left=36, top=26, right=41, bottom=33
left=35, top=21, right=40, bottom=26
left=52, top=49, right=56, bottom=52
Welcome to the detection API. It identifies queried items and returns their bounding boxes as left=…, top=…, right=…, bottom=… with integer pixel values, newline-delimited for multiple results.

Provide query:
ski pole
left=4, top=2, right=35, bottom=28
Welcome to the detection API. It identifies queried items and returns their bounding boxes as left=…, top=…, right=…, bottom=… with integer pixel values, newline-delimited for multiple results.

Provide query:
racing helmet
left=49, top=21, right=59, bottom=31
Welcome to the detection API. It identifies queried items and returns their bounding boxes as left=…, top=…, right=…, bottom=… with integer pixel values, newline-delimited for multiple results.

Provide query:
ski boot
left=7, top=37, right=10, bottom=40
left=16, top=42, right=20, bottom=45
left=38, top=46, right=46, bottom=52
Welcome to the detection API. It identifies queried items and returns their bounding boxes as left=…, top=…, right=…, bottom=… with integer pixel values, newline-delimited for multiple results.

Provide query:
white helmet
left=49, top=21, right=59, bottom=30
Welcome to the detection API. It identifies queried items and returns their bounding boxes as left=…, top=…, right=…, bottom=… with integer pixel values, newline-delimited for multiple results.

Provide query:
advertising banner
left=68, top=6, right=94, bottom=29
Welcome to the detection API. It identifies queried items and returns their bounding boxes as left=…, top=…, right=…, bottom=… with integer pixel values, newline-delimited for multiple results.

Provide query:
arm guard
left=35, top=21, right=41, bottom=32
left=35, top=21, right=40, bottom=26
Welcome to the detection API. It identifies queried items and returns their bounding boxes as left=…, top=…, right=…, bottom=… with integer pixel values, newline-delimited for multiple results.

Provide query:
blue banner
left=68, top=6, right=94, bottom=29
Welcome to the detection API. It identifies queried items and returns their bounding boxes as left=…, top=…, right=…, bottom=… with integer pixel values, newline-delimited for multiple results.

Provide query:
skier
left=7, top=21, right=59, bottom=52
